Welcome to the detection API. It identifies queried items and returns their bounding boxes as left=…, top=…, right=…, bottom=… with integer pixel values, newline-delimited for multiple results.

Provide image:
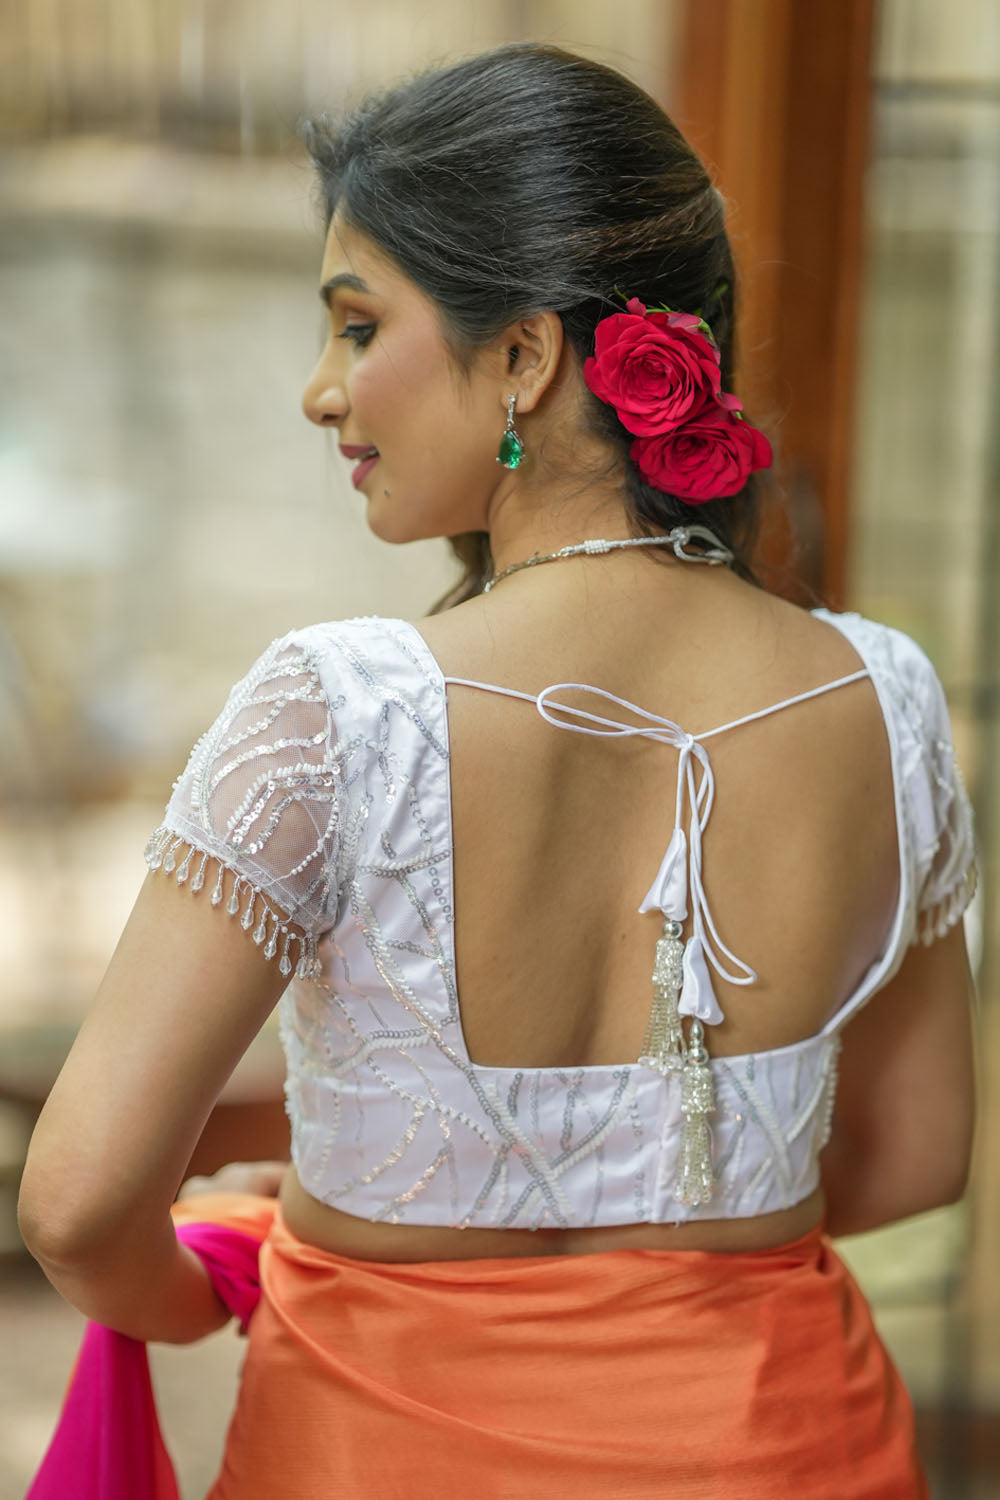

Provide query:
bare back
left=281, top=563, right=899, bottom=1258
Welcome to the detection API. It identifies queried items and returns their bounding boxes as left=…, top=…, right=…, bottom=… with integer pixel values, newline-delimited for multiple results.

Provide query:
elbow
left=18, top=1166, right=113, bottom=1271
left=18, top=1190, right=80, bottom=1271
left=930, top=1157, right=971, bottom=1212
left=894, top=1163, right=970, bottom=1225
left=923, top=1116, right=975, bottom=1212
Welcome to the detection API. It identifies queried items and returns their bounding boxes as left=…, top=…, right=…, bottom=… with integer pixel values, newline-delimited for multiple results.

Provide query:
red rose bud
left=630, top=407, right=773, bottom=504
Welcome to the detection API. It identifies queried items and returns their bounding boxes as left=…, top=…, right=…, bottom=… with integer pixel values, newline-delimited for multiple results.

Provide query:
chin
left=363, top=504, right=430, bottom=548
left=366, top=498, right=471, bottom=549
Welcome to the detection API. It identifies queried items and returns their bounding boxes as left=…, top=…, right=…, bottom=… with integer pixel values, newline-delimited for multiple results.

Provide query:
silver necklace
left=482, top=525, right=734, bottom=592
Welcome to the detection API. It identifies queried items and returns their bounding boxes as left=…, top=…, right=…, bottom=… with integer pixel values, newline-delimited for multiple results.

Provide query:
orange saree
left=171, top=1194, right=928, bottom=1499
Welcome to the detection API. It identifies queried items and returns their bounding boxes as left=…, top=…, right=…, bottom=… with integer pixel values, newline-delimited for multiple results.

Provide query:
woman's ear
left=500, top=311, right=565, bottom=412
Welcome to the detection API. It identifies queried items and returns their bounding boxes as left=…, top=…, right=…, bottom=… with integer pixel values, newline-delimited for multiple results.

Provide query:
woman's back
left=417, top=564, right=898, bottom=1072
left=276, top=557, right=940, bottom=1262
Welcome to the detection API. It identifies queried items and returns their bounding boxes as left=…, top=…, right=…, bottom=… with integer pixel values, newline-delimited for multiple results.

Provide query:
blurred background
left=1, top=0, right=998, bottom=1495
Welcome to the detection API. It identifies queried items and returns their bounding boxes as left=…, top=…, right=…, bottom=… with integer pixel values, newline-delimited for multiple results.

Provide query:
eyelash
left=337, top=323, right=376, bottom=348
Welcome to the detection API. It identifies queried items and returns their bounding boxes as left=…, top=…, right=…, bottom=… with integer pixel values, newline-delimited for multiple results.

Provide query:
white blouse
left=146, top=609, right=977, bottom=1229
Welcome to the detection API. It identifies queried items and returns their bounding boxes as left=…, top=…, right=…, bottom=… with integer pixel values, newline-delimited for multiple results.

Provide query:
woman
left=19, top=43, right=977, bottom=1499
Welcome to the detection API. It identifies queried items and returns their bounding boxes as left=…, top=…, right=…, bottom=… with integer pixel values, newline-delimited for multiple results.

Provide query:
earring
left=496, top=393, right=524, bottom=470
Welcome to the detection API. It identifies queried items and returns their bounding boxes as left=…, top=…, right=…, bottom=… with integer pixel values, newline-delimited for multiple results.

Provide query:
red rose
left=631, top=407, right=773, bottom=504
left=583, top=300, right=723, bottom=437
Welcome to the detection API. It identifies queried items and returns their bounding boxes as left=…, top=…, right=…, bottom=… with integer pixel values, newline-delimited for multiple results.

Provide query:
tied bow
left=534, top=684, right=758, bottom=1027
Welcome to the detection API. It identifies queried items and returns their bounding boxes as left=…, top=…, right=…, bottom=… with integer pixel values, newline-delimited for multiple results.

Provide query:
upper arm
left=828, top=920, right=977, bottom=1206
left=825, top=629, right=979, bottom=1208
left=19, top=631, right=347, bottom=1259
left=19, top=869, right=294, bottom=1258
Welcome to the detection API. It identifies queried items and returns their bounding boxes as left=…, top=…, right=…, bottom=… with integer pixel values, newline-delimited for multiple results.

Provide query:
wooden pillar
left=672, top=0, right=876, bottom=607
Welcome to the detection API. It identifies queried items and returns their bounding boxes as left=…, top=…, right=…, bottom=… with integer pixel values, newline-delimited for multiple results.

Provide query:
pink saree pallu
left=30, top=1193, right=929, bottom=1500
left=26, top=1195, right=273, bottom=1500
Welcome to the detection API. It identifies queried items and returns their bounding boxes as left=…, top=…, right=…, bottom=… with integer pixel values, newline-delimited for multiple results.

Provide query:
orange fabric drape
left=178, top=1197, right=928, bottom=1499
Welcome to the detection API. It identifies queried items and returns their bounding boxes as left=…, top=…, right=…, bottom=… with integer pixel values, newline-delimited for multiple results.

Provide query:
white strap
left=696, top=669, right=871, bottom=741
left=442, top=670, right=873, bottom=1026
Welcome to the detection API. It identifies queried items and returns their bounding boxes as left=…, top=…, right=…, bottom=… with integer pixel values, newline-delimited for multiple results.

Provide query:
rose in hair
left=583, top=298, right=723, bottom=437
left=630, top=406, right=773, bottom=504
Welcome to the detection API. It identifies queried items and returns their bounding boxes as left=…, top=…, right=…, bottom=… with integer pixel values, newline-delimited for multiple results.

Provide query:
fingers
left=177, top=1160, right=289, bottom=1200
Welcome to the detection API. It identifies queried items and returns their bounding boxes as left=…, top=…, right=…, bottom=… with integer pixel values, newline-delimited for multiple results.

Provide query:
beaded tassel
left=143, top=826, right=320, bottom=984
left=638, top=918, right=685, bottom=1075
left=676, top=1018, right=716, bottom=1206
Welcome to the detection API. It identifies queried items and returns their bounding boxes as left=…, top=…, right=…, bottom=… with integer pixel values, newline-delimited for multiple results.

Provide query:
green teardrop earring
left=496, top=393, right=524, bottom=470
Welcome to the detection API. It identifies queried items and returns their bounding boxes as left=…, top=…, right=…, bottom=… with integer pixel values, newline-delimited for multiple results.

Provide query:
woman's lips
left=351, top=454, right=379, bottom=489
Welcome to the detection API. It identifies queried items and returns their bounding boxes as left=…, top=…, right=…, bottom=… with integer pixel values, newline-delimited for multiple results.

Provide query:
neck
left=485, top=473, right=641, bottom=578
left=479, top=541, right=744, bottom=633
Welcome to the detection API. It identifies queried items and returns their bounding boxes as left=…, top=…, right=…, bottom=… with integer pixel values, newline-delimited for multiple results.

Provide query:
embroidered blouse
left=145, top=609, right=977, bottom=1229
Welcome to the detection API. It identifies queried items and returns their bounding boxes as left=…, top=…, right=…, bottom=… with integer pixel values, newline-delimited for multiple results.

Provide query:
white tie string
left=442, top=664, right=873, bottom=1029
left=533, top=683, right=757, bottom=1015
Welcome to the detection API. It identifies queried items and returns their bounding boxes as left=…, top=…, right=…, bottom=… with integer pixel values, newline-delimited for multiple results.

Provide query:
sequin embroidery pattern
left=145, top=611, right=977, bottom=1230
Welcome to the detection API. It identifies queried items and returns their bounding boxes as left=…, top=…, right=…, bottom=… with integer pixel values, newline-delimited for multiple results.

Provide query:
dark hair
left=301, top=44, right=764, bottom=612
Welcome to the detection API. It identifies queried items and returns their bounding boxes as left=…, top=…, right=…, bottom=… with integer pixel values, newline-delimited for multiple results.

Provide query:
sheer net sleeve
left=904, top=640, right=978, bottom=947
left=144, top=631, right=344, bottom=979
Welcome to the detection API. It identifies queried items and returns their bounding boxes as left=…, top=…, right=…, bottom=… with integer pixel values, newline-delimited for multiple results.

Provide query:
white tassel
left=676, top=1018, right=716, bottom=1207
left=639, top=919, right=685, bottom=1075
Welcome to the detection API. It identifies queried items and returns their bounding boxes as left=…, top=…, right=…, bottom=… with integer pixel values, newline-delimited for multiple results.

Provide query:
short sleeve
left=902, top=638, right=978, bottom=947
left=144, top=630, right=344, bottom=980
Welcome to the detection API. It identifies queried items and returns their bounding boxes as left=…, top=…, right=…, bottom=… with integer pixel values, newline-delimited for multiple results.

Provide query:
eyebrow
left=319, top=273, right=373, bottom=308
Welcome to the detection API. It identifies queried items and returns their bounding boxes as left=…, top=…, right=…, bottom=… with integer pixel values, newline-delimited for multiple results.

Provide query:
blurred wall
left=0, top=7, right=676, bottom=1018
left=1, top=0, right=674, bottom=145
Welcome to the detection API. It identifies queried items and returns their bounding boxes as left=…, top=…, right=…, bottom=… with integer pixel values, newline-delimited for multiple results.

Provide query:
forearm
left=28, top=1219, right=232, bottom=1344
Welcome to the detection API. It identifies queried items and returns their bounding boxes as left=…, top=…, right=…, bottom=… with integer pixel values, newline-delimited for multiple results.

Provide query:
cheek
left=349, top=353, right=393, bottom=417
left=368, top=371, right=468, bottom=464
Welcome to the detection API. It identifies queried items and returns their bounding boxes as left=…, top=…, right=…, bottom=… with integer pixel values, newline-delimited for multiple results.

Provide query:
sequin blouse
left=145, top=609, right=977, bottom=1228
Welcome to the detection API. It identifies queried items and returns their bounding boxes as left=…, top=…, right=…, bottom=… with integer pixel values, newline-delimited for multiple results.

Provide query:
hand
left=178, top=1160, right=288, bottom=1201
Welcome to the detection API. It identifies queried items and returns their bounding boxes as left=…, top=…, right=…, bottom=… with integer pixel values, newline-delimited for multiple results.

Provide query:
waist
left=278, top=1167, right=826, bottom=1262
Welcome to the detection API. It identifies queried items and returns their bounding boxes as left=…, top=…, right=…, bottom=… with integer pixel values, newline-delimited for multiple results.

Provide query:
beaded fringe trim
left=917, top=860, right=978, bottom=947
left=143, top=826, right=321, bottom=981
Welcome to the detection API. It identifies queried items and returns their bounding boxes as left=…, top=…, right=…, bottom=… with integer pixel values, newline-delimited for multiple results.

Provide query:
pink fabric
left=26, top=1214, right=269, bottom=1500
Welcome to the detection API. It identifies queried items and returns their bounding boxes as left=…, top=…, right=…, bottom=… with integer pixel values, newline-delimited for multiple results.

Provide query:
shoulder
left=810, top=605, right=958, bottom=790
left=813, top=608, right=977, bottom=944
left=275, top=615, right=441, bottom=700
left=809, top=607, right=956, bottom=749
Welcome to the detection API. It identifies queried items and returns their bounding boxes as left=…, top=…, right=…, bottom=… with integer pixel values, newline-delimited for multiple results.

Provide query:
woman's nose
left=302, top=357, right=347, bottom=427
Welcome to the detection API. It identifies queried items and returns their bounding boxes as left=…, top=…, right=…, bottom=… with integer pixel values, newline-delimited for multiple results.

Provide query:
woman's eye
left=337, top=323, right=376, bottom=348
